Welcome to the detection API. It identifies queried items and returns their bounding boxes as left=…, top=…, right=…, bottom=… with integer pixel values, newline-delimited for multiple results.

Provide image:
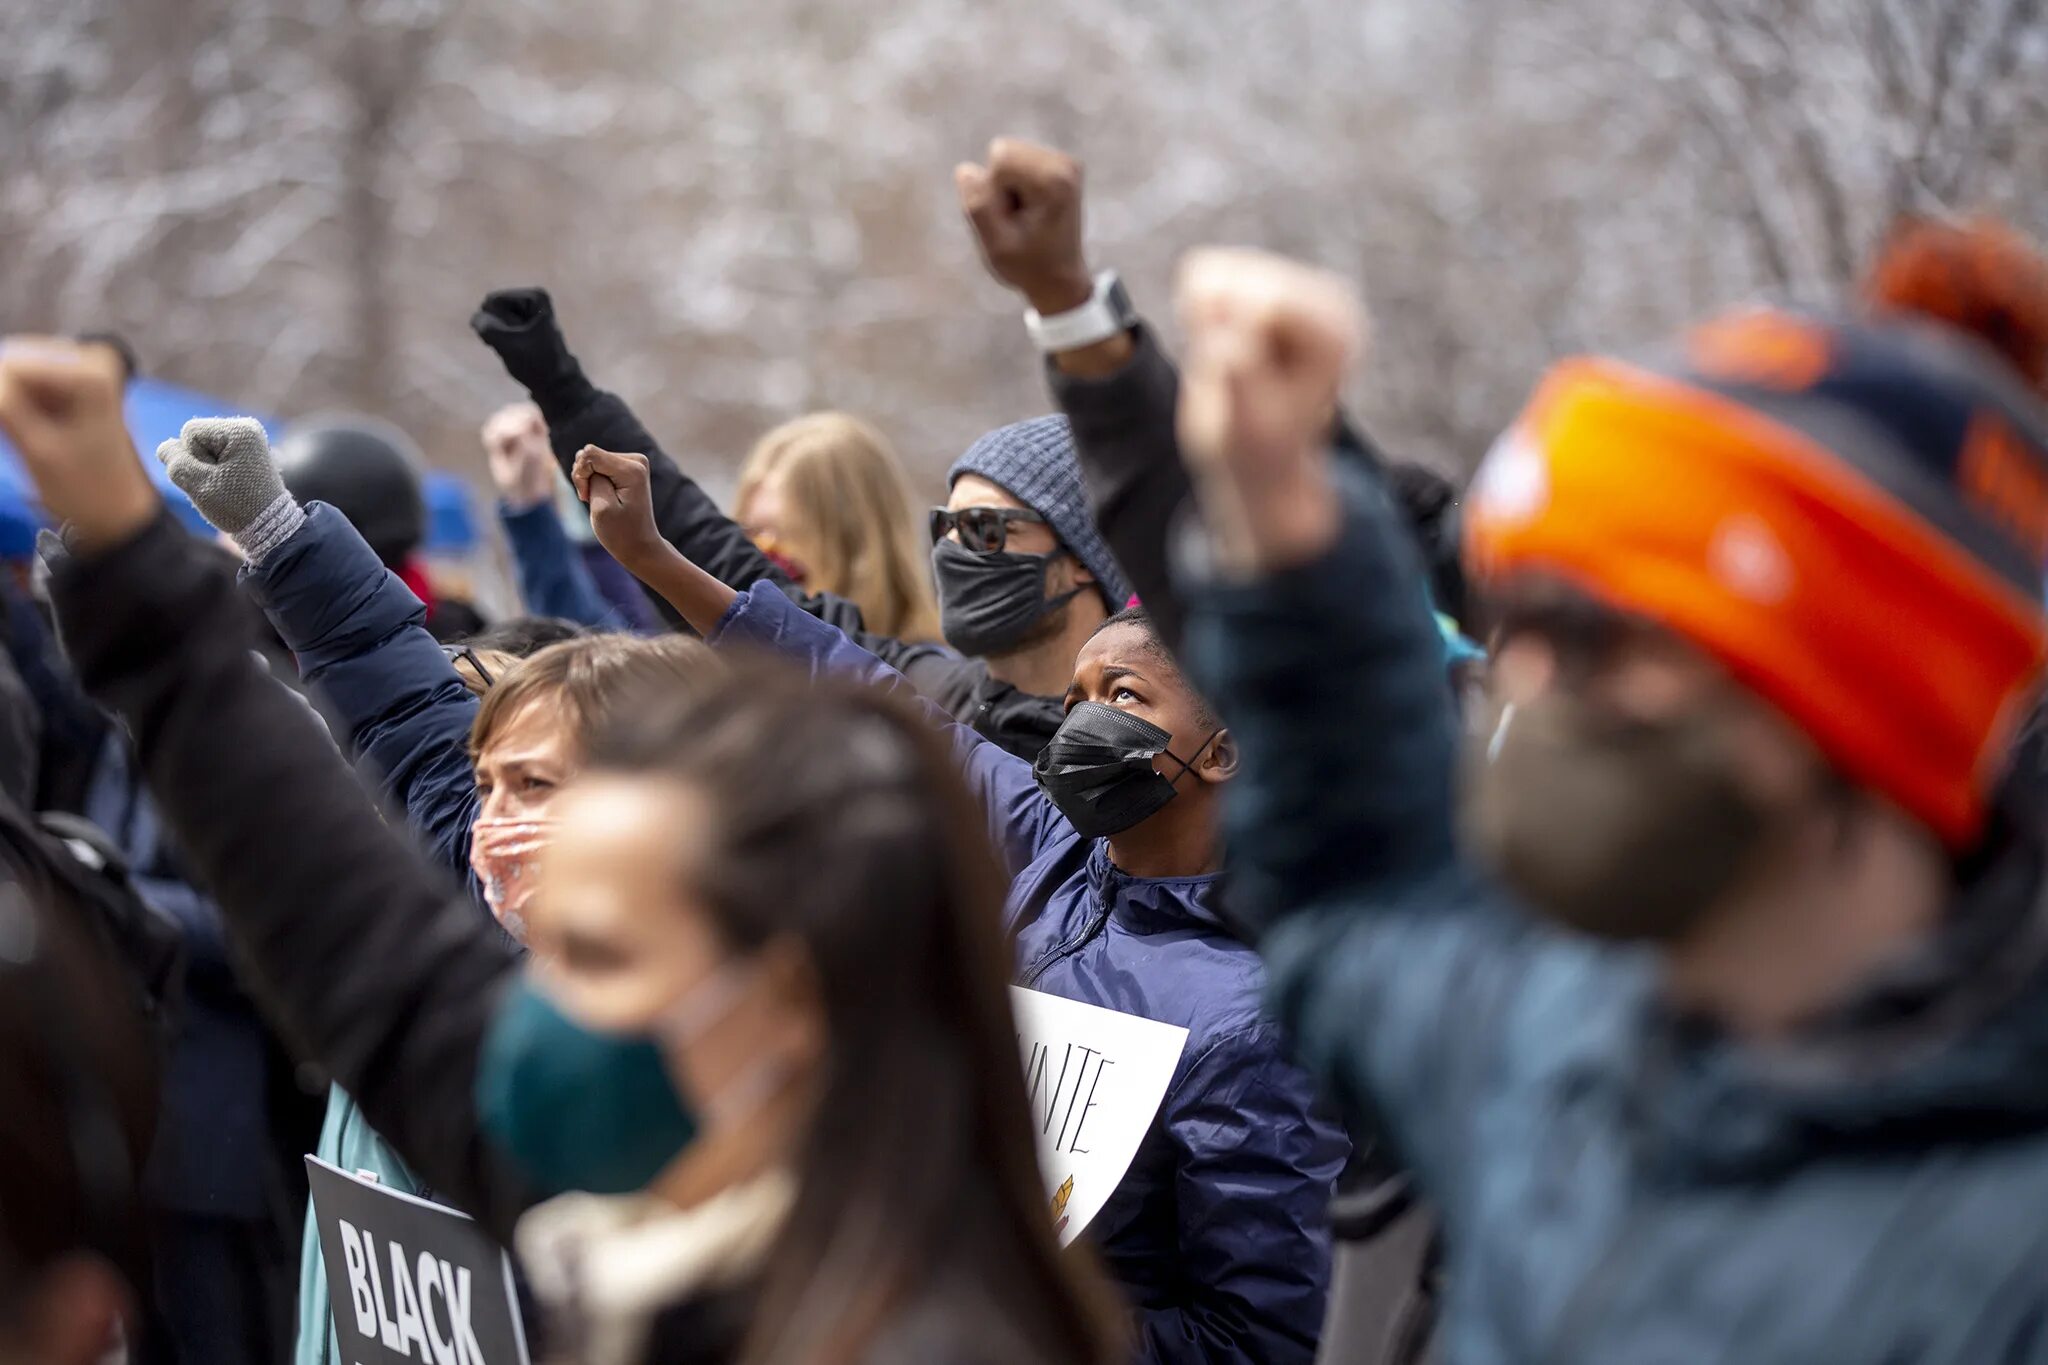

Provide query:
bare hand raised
left=0, top=337, right=159, bottom=550
left=482, top=402, right=556, bottom=510
left=956, top=138, right=1093, bottom=317
left=571, top=445, right=664, bottom=571
left=1174, top=249, right=1364, bottom=572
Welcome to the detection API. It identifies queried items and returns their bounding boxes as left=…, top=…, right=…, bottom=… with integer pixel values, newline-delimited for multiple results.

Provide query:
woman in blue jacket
left=572, top=445, right=1349, bottom=1364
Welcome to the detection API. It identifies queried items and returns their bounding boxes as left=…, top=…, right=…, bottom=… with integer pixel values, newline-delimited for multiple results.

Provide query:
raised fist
left=571, top=445, right=664, bottom=571
left=481, top=402, right=557, bottom=510
left=156, top=416, right=300, bottom=560
left=0, top=338, right=158, bottom=550
left=471, top=287, right=584, bottom=399
left=1174, top=249, right=1364, bottom=569
left=956, top=138, right=1092, bottom=316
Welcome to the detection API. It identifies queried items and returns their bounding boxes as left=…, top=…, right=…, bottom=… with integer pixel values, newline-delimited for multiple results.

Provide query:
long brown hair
left=737, top=414, right=943, bottom=644
left=587, top=664, right=1126, bottom=1365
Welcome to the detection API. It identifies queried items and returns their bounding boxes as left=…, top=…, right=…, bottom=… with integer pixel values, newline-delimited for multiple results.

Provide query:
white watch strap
left=1026, top=271, right=1123, bottom=353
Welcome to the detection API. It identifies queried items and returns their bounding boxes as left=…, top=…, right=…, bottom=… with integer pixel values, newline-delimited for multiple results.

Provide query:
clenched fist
left=570, top=445, right=664, bottom=571
left=1174, top=248, right=1364, bottom=571
left=956, top=138, right=1093, bottom=317
left=0, top=337, right=159, bottom=550
left=482, top=402, right=557, bottom=511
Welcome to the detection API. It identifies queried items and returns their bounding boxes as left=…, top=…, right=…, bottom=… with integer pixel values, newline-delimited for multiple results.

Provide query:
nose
left=478, top=785, right=519, bottom=824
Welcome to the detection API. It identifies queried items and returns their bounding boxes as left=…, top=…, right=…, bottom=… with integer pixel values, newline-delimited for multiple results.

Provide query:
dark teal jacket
left=1183, top=468, right=2048, bottom=1365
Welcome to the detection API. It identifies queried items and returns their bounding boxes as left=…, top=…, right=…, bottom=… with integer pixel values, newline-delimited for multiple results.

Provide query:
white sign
left=1009, top=986, right=1189, bottom=1246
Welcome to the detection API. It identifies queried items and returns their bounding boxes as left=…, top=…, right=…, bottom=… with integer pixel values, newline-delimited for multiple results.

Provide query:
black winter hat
left=275, top=415, right=427, bottom=567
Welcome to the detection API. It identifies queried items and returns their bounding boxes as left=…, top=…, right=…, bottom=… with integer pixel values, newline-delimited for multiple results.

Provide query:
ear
left=1195, top=728, right=1237, bottom=785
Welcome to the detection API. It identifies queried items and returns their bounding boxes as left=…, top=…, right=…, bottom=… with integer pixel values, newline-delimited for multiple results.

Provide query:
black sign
left=305, top=1157, right=532, bottom=1365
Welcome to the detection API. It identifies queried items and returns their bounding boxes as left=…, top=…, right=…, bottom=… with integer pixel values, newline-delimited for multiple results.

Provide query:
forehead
left=481, top=692, right=577, bottom=763
left=737, top=476, right=790, bottom=526
left=947, top=472, right=1027, bottom=513
left=1075, top=620, right=1154, bottom=674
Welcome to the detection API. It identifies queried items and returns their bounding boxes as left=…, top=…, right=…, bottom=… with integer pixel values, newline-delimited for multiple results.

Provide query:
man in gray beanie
left=934, top=412, right=1131, bottom=696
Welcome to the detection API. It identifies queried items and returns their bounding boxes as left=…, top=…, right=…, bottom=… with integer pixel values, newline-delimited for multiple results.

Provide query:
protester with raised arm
left=1172, top=233, right=2048, bottom=1365
left=958, top=137, right=1481, bottom=672
left=2, top=335, right=1126, bottom=1365
left=472, top=290, right=1129, bottom=759
left=574, top=440, right=1348, bottom=1364
left=155, top=414, right=720, bottom=1365
left=483, top=401, right=633, bottom=631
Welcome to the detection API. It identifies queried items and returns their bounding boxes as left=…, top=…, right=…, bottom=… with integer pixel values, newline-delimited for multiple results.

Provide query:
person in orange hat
left=1168, top=226, right=2048, bottom=1365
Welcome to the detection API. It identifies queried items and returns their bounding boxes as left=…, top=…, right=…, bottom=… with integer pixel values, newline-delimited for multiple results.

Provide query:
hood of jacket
left=1645, top=819, right=2048, bottom=1182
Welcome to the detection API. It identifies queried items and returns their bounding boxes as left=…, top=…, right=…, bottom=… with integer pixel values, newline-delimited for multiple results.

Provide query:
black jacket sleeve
left=471, top=290, right=988, bottom=723
left=1046, top=325, right=1195, bottom=655
left=51, top=511, right=539, bottom=1240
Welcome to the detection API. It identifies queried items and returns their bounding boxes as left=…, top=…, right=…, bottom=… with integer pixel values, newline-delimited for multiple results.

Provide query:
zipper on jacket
left=1020, top=862, right=1117, bottom=989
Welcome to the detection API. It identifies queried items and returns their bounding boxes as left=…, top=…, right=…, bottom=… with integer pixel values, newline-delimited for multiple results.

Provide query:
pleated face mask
left=1032, top=701, right=1219, bottom=839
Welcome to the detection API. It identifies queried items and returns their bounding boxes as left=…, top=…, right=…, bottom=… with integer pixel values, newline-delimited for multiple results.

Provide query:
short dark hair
left=460, top=616, right=585, bottom=657
left=1089, top=607, right=1218, bottom=731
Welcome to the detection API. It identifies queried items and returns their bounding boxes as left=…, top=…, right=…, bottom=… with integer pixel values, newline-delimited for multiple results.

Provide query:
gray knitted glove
left=156, top=417, right=305, bottom=566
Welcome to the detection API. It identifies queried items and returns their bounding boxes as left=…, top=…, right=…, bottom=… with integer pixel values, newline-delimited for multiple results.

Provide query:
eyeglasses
left=441, top=644, right=496, bottom=690
left=930, top=506, right=1047, bottom=554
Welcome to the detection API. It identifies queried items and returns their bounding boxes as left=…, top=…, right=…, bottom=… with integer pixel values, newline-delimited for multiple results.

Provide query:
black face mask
left=933, top=538, right=1082, bottom=659
left=1034, top=701, right=1219, bottom=839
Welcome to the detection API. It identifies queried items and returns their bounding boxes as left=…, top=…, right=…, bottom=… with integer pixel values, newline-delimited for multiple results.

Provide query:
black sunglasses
left=930, top=506, right=1047, bottom=554
left=441, top=644, right=496, bottom=690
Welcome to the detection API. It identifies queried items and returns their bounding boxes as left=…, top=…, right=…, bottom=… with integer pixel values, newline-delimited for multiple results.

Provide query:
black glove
left=470, top=288, right=587, bottom=402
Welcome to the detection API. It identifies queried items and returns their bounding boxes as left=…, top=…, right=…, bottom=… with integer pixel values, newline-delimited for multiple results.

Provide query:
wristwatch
left=1025, top=270, right=1138, bottom=354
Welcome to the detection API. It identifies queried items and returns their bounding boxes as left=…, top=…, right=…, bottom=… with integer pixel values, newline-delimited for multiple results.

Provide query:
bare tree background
left=3, top=0, right=2045, bottom=494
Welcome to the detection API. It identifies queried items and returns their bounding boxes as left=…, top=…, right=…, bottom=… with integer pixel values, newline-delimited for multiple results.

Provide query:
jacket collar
left=1085, top=839, right=1232, bottom=936
left=1642, top=819, right=2048, bottom=1182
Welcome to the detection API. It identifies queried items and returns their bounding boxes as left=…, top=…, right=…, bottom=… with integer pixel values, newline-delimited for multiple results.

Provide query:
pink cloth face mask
left=469, top=819, right=553, bottom=942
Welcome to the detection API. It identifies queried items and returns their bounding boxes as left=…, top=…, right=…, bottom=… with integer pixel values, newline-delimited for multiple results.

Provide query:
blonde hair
left=737, top=413, right=942, bottom=643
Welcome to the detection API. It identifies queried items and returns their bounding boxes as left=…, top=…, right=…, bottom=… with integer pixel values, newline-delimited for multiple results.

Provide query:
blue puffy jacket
left=713, top=583, right=1349, bottom=1364
left=243, top=502, right=482, bottom=879
left=1184, top=467, right=2048, bottom=1365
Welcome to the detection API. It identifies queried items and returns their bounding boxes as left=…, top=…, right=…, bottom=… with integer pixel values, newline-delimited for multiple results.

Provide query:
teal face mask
left=475, top=977, right=700, bottom=1198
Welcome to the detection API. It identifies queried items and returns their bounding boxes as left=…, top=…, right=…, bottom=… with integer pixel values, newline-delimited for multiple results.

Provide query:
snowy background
left=4, top=0, right=2045, bottom=491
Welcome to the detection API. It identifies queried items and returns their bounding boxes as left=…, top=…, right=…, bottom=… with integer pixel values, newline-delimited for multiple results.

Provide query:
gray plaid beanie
left=946, top=415, right=1132, bottom=611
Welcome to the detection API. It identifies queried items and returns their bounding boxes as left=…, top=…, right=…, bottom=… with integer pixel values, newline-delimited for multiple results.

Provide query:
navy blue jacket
left=242, top=502, right=481, bottom=881
left=714, top=583, right=1349, bottom=1364
left=1185, top=468, right=2048, bottom=1364
left=498, top=498, right=631, bottom=631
